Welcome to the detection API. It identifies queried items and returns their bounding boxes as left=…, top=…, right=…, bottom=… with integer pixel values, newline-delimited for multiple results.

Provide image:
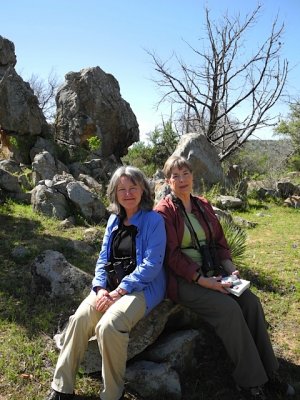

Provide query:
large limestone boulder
left=55, top=67, right=139, bottom=159
left=0, top=35, right=16, bottom=68
left=0, top=68, right=47, bottom=136
left=173, top=132, right=224, bottom=191
left=0, top=36, right=49, bottom=163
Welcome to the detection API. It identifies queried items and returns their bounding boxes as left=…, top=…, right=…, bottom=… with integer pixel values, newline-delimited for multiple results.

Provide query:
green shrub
left=122, top=120, right=179, bottom=177
left=87, top=136, right=102, bottom=152
left=220, top=218, right=247, bottom=268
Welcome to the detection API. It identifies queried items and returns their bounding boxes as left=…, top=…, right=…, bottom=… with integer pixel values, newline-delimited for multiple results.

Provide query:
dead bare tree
left=28, top=70, right=61, bottom=122
left=148, top=5, right=288, bottom=160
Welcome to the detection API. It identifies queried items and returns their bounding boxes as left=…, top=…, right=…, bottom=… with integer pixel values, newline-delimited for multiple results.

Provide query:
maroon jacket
left=155, top=194, right=232, bottom=302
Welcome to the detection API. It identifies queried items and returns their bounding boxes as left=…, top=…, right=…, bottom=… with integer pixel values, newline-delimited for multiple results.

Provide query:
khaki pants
left=177, top=277, right=279, bottom=388
left=51, top=291, right=146, bottom=400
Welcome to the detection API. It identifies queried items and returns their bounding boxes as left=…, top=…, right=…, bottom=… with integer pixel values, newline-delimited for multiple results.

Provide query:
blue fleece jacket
left=92, top=210, right=166, bottom=315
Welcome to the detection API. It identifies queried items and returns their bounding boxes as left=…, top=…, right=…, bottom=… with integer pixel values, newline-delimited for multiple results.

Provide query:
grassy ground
left=233, top=201, right=300, bottom=366
left=0, top=199, right=299, bottom=400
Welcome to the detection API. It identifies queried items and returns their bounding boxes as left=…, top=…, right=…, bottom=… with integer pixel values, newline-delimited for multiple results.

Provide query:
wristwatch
left=116, top=287, right=126, bottom=296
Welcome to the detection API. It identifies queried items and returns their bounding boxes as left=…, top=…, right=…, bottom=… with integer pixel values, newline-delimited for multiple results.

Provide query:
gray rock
left=31, top=184, right=70, bottom=220
left=232, top=216, right=258, bottom=228
left=126, top=361, right=181, bottom=400
left=79, top=299, right=179, bottom=373
left=256, top=187, right=278, bottom=200
left=283, top=195, right=300, bottom=208
left=173, top=132, right=224, bottom=191
left=52, top=173, right=76, bottom=197
left=142, top=329, right=200, bottom=372
left=128, top=300, right=180, bottom=359
left=153, top=169, right=165, bottom=180
left=277, top=181, right=297, bottom=198
left=0, top=159, right=22, bottom=174
left=0, top=167, right=23, bottom=193
left=32, top=151, right=69, bottom=185
left=0, top=35, right=16, bottom=67
left=55, top=66, right=139, bottom=159
left=78, top=173, right=103, bottom=193
left=0, top=66, right=48, bottom=163
left=30, top=137, right=59, bottom=162
left=59, top=216, right=76, bottom=229
left=18, top=173, right=33, bottom=191
left=66, top=181, right=106, bottom=223
left=212, top=206, right=233, bottom=222
left=31, top=250, right=92, bottom=297
left=216, top=195, right=244, bottom=209
left=68, top=157, right=120, bottom=184
left=154, top=180, right=171, bottom=205
left=83, top=227, right=102, bottom=245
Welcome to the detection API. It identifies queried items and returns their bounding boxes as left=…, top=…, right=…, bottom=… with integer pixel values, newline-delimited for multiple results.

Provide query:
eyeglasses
left=170, top=171, right=192, bottom=181
left=117, top=187, right=139, bottom=195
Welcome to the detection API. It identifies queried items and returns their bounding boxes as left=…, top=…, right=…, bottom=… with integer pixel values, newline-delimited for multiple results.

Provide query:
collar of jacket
left=111, top=209, right=146, bottom=230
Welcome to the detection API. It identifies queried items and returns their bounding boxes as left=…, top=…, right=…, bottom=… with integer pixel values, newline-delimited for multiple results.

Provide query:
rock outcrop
left=173, top=132, right=225, bottom=191
left=0, top=36, right=49, bottom=163
left=55, top=67, right=139, bottom=160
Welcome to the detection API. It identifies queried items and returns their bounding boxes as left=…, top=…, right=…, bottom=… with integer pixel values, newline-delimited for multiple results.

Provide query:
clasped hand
left=95, top=288, right=121, bottom=312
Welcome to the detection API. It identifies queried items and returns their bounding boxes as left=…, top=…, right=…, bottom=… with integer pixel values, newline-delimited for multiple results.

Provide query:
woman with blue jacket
left=46, top=166, right=166, bottom=400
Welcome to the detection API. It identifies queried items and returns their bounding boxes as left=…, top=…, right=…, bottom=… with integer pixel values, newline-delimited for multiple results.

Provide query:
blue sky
left=2, top=0, right=300, bottom=141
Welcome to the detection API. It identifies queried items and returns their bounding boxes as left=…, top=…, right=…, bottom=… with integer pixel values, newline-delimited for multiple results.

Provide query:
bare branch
left=27, top=69, right=62, bottom=122
left=148, top=5, right=288, bottom=160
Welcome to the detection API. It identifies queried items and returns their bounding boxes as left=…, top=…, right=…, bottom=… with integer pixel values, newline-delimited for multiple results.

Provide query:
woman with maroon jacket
left=155, top=155, right=295, bottom=400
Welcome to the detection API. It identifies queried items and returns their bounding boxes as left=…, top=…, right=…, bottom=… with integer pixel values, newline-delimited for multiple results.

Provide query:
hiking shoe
left=266, top=373, right=295, bottom=396
left=237, top=385, right=267, bottom=400
left=45, top=390, right=74, bottom=400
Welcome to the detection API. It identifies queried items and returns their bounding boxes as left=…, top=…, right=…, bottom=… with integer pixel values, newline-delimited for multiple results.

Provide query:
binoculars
left=104, top=259, right=136, bottom=290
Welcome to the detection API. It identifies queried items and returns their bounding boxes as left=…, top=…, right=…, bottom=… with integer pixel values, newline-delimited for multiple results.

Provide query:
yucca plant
left=220, top=217, right=247, bottom=268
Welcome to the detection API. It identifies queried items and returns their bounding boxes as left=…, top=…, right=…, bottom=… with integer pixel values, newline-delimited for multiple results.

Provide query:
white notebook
left=222, top=275, right=250, bottom=297
left=225, top=279, right=250, bottom=297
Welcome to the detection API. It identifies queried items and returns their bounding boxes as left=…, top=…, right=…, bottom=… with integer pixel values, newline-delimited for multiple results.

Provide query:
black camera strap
left=169, top=193, right=218, bottom=277
left=179, top=202, right=205, bottom=254
left=169, top=193, right=210, bottom=246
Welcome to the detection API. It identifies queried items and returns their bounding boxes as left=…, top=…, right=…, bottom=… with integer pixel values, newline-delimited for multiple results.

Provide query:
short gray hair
left=163, top=155, right=193, bottom=179
left=107, top=166, right=153, bottom=217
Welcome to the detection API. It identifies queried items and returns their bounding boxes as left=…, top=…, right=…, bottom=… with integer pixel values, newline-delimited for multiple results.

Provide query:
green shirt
left=181, top=212, right=205, bottom=264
